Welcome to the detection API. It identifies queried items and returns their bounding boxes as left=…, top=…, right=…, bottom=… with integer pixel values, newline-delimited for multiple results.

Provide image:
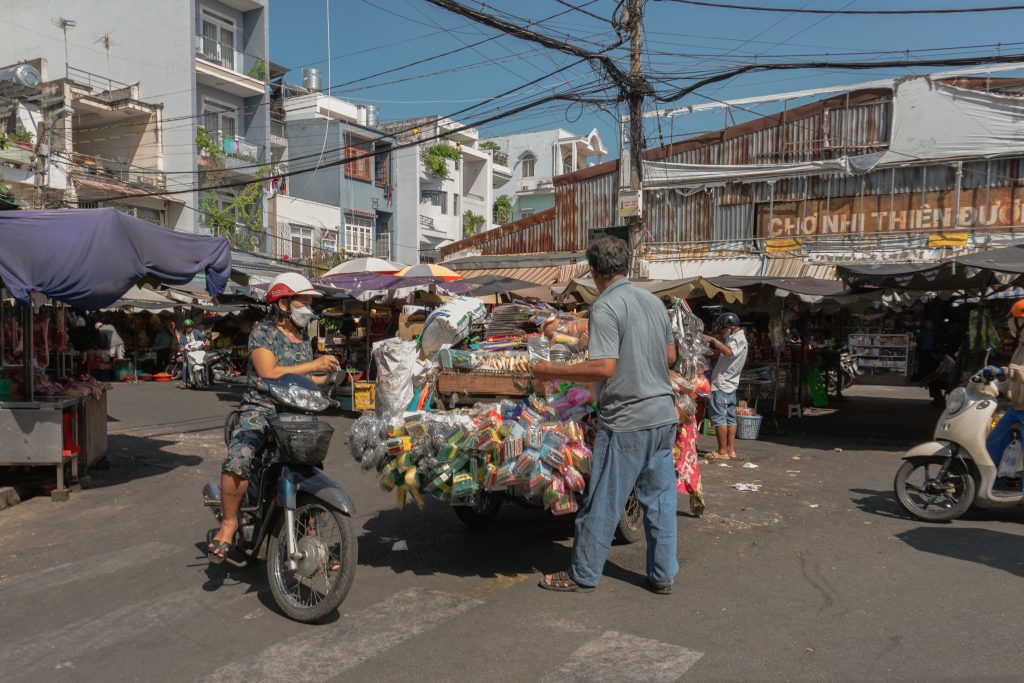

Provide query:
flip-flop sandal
left=705, top=451, right=734, bottom=460
left=539, top=570, right=594, bottom=593
left=208, top=540, right=231, bottom=565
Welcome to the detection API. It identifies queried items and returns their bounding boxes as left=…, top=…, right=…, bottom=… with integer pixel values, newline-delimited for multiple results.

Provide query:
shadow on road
left=86, top=433, right=204, bottom=489
left=356, top=502, right=649, bottom=587
left=895, top=526, right=1024, bottom=577
left=849, top=488, right=912, bottom=520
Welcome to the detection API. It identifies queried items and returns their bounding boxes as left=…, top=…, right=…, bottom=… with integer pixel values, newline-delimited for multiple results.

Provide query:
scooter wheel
left=894, top=456, right=975, bottom=522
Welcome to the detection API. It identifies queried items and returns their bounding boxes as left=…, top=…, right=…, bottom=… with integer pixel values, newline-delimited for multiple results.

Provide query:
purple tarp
left=0, top=208, right=232, bottom=309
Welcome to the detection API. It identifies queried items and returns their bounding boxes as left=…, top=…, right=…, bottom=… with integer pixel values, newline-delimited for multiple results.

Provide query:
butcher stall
left=0, top=208, right=231, bottom=500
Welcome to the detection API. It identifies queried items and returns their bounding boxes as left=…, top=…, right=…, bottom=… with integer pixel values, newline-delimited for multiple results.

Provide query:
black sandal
left=208, top=540, right=231, bottom=564
left=539, top=570, right=594, bottom=593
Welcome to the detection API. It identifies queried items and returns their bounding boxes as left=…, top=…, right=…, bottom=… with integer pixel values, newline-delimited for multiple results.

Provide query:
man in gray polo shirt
left=533, top=236, right=679, bottom=594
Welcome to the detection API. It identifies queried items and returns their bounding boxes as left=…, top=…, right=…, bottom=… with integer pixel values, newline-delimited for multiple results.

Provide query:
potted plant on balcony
left=463, top=210, right=486, bottom=238
left=423, top=143, right=460, bottom=180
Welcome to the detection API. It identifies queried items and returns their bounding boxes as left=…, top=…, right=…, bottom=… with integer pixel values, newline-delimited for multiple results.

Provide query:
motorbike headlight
left=945, top=387, right=967, bottom=414
left=271, top=383, right=332, bottom=412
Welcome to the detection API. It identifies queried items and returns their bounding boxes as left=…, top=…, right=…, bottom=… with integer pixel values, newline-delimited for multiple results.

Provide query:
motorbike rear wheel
left=267, top=495, right=356, bottom=623
left=894, top=456, right=976, bottom=522
left=613, top=491, right=644, bottom=544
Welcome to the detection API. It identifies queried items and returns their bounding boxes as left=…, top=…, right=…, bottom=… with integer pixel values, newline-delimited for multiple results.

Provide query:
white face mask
left=290, top=305, right=316, bottom=328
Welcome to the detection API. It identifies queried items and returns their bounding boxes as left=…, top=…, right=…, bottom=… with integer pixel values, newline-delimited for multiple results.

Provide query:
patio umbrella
left=463, top=274, right=538, bottom=296
left=395, top=263, right=463, bottom=282
left=323, top=257, right=404, bottom=277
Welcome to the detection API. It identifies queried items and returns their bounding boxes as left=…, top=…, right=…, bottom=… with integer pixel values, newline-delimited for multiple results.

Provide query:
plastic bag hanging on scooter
left=997, top=436, right=1024, bottom=479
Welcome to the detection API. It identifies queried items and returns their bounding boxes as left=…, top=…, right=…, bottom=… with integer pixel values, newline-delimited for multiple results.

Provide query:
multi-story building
left=379, top=116, right=510, bottom=263
left=274, top=80, right=398, bottom=264
left=480, top=128, right=606, bottom=223
left=0, top=58, right=180, bottom=225
left=0, top=0, right=270, bottom=243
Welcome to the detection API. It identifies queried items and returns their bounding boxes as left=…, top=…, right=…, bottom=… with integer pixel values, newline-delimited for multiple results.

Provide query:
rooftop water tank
left=302, top=67, right=322, bottom=93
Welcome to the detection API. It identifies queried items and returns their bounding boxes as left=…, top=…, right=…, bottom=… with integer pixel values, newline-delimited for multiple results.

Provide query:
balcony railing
left=200, top=132, right=263, bottom=165
left=195, top=35, right=268, bottom=81
left=70, top=154, right=166, bottom=190
left=491, top=150, right=509, bottom=166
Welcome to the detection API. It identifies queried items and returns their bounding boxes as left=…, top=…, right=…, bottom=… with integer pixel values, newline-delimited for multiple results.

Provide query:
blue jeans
left=707, top=389, right=737, bottom=427
left=570, top=422, right=679, bottom=587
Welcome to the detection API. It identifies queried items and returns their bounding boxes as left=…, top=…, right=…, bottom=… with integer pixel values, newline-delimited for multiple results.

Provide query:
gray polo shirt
left=588, top=278, right=676, bottom=432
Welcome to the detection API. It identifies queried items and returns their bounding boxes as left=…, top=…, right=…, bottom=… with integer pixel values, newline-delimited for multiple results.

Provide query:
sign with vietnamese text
left=756, top=187, right=1023, bottom=237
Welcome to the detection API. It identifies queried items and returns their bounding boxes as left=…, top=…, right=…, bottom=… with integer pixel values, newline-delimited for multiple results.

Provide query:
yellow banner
left=765, top=238, right=802, bottom=253
left=927, top=232, right=969, bottom=247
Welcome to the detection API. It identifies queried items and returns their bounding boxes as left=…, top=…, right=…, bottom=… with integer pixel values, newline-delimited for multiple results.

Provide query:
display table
left=0, top=389, right=109, bottom=500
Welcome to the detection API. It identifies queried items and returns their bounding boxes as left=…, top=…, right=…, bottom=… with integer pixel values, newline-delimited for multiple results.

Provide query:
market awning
left=836, top=262, right=992, bottom=292
left=955, top=243, right=1024, bottom=278
left=102, top=285, right=177, bottom=312
left=560, top=276, right=745, bottom=305
left=0, top=208, right=231, bottom=309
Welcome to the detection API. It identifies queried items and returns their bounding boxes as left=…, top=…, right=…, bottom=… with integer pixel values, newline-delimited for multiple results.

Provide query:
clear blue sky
left=268, top=1, right=1024, bottom=155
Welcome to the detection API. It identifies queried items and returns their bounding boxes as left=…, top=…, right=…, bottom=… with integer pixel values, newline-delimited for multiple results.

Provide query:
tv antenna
left=51, top=17, right=77, bottom=78
left=94, top=31, right=121, bottom=90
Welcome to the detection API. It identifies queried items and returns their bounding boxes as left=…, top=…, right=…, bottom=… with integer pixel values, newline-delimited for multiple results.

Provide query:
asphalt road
left=2, top=383, right=1024, bottom=682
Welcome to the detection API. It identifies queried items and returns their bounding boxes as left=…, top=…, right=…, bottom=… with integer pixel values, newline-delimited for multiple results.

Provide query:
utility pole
left=425, top=0, right=651, bottom=271
left=32, top=119, right=50, bottom=209
left=625, top=0, right=645, bottom=278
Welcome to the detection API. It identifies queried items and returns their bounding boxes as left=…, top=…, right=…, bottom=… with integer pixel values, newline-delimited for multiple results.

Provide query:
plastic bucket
left=736, top=415, right=763, bottom=440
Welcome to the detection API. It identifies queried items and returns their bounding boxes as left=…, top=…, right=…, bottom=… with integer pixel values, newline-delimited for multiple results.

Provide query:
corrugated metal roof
left=451, top=262, right=589, bottom=286
left=762, top=257, right=838, bottom=280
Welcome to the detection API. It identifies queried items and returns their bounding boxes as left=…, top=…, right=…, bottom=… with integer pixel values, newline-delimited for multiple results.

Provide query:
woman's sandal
left=539, top=570, right=594, bottom=593
left=208, top=541, right=231, bottom=564
left=705, top=451, right=734, bottom=460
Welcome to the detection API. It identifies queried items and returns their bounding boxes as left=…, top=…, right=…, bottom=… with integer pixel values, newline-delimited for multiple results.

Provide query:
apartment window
left=345, top=212, right=374, bottom=254
left=375, top=149, right=390, bottom=185
left=290, top=224, right=314, bottom=259
left=453, top=194, right=460, bottom=216
left=520, top=152, right=536, bottom=178
left=199, top=11, right=237, bottom=70
left=321, top=232, right=338, bottom=253
left=520, top=208, right=535, bottom=218
left=562, top=153, right=574, bottom=175
left=344, top=133, right=372, bottom=182
left=420, top=190, right=447, bottom=215
left=203, top=100, right=236, bottom=142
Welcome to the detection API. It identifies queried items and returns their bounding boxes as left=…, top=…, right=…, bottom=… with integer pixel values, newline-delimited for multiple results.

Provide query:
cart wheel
left=452, top=494, right=503, bottom=529
left=613, top=490, right=644, bottom=544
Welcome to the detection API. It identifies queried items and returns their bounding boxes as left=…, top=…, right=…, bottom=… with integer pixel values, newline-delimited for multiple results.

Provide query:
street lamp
left=36, top=105, right=75, bottom=208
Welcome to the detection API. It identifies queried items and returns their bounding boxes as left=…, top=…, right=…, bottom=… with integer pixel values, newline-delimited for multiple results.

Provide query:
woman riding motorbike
left=208, top=273, right=340, bottom=563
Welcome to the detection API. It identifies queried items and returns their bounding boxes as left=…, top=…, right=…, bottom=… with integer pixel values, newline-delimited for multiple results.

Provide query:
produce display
left=350, top=382, right=596, bottom=514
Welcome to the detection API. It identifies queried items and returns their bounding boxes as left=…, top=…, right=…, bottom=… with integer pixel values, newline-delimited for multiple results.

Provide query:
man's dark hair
left=932, top=345, right=946, bottom=356
left=587, top=236, right=629, bottom=279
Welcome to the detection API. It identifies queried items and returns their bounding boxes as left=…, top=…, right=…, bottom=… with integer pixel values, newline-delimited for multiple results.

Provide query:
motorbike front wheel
left=842, top=370, right=857, bottom=390
left=267, top=495, right=356, bottom=623
left=613, top=490, right=644, bottom=544
left=894, top=456, right=976, bottom=522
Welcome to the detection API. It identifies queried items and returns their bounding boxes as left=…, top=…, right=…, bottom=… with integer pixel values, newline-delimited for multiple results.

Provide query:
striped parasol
left=395, top=263, right=463, bottom=282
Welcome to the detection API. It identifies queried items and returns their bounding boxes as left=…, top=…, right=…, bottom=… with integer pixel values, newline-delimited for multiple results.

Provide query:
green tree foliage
left=492, top=195, right=512, bottom=225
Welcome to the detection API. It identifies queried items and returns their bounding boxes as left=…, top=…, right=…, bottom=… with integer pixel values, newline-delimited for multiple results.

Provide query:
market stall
left=0, top=207, right=231, bottom=499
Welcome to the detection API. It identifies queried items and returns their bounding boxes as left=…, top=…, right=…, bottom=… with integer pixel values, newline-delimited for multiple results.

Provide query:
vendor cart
left=436, top=369, right=548, bottom=407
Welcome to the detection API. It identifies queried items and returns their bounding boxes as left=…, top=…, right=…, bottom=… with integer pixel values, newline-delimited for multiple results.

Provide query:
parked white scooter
left=894, top=362, right=1023, bottom=522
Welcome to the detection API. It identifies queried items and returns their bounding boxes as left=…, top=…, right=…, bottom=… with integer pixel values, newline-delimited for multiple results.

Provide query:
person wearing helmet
left=704, top=311, right=748, bottom=459
left=208, top=272, right=340, bottom=563
left=985, top=300, right=1024, bottom=465
left=178, top=318, right=210, bottom=387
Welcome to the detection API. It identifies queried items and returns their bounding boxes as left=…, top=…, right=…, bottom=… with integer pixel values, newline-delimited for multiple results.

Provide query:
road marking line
left=205, top=588, right=483, bottom=682
left=0, top=541, right=177, bottom=601
left=542, top=630, right=703, bottom=683
left=0, top=587, right=229, bottom=679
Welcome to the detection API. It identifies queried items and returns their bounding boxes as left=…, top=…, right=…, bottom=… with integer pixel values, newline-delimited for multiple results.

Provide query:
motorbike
left=184, top=340, right=212, bottom=390
left=825, top=351, right=861, bottom=395
left=894, top=363, right=1024, bottom=522
left=203, top=372, right=357, bottom=623
left=207, top=348, right=236, bottom=382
